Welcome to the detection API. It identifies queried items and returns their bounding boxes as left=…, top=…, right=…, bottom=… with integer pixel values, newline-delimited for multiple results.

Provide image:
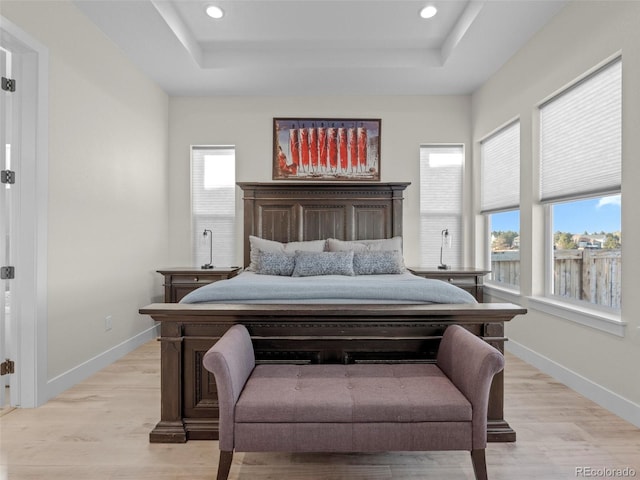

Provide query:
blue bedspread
left=180, top=271, right=476, bottom=305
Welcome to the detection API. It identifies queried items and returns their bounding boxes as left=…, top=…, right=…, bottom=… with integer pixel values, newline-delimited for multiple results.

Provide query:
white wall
left=472, top=1, right=640, bottom=423
left=168, top=95, right=472, bottom=267
left=2, top=1, right=170, bottom=388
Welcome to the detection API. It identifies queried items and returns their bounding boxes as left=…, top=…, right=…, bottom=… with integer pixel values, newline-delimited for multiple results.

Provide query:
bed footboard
left=139, top=302, right=526, bottom=444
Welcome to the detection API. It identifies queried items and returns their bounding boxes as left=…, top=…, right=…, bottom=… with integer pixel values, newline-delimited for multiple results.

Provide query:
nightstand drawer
left=443, top=277, right=476, bottom=286
left=171, top=274, right=228, bottom=284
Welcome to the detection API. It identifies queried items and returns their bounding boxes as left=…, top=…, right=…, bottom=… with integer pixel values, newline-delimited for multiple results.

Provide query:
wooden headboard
left=237, top=182, right=410, bottom=267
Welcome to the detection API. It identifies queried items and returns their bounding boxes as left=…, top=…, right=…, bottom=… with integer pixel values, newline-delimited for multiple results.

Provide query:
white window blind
left=191, top=146, right=236, bottom=267
left=540, top=58, right=621, bottom=203
left=480, top=121, right=520, bottom=213
left=419, top=145, right=463, bottom=268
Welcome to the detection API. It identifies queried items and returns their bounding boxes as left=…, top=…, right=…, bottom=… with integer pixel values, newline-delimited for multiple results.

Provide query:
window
left=540, top=58, right=621, bottom=311
left=489, top=210, right=520, bottom=286
left=480, top=121, right=520, bottom=288
left=550, top=197, right=621, bottom=309
left=419, top=145, right=463, bottom=268
left=191, top=146, right=236, bottom=267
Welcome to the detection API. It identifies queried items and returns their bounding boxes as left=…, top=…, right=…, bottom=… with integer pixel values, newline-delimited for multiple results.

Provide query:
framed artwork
left=273, top=118, right=381, bottom=181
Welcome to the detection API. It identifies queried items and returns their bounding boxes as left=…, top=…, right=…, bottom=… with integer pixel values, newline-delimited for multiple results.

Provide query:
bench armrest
left=437, top=325, right=505, bottom=449
left=203, top=324, right=256, bottom=450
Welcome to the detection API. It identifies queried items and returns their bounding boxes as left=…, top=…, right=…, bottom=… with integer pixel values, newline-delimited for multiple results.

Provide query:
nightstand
left=157, top=267, right=242, bottom=303
left=408, top=267, right=490, bottom=302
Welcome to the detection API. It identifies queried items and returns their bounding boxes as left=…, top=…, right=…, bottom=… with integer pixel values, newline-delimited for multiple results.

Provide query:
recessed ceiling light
left=206, top=5, right=224, bottom=19
left=420, top=5, right=438, bottom=19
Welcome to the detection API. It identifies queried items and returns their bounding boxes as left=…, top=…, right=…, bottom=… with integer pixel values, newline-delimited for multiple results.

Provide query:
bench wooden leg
left=217, top=450, right=233, bottom=480
left=471, top=449, right=488, bottom=480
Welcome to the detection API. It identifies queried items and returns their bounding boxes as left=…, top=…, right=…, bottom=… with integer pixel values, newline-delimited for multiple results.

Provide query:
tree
left=491, top=230, right=519, bottom=250
left=603, top=233, right=621, bottom=249
left=492, top=236, right=509, bottom=251
left=554, top=231, right=576, bottom=249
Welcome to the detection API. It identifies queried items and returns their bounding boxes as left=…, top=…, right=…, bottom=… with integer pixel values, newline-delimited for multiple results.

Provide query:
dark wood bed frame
left=139, top=182, right=526, bottom=443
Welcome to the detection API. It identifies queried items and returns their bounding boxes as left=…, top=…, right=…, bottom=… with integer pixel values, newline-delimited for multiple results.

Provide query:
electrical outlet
left=105, top=315, right=112, bottom=332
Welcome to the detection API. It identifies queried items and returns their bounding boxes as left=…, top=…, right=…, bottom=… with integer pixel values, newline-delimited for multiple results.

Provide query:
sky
left=491, top=195, right=621, bottom=234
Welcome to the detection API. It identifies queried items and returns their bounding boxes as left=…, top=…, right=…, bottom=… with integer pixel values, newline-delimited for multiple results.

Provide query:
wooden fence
left=490, top=251, right=520, bottom=287
left=491, top=249, right=621, bottom=309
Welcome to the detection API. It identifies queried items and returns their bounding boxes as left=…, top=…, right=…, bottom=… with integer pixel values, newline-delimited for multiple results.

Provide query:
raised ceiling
left=74, top=0, right=567, bottom=96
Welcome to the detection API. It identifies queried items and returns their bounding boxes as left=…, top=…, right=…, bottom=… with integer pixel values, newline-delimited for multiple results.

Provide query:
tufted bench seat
left=203, top=324, right=504, bottom=480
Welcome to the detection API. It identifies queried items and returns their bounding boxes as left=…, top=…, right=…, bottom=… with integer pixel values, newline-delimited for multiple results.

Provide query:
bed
left=180, top=271, right=477, bottom=305
left=139, top=182, right=526, bottom=443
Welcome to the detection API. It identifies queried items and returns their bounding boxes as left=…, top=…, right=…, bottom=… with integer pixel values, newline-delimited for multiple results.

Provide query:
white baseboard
left=506, top=340, right=640, bottom=428
left=45, top=324, right=160, bottom=402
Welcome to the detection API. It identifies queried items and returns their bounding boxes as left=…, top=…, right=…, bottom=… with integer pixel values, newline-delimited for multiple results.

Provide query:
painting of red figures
left=273, top=118, right=381, bottom=181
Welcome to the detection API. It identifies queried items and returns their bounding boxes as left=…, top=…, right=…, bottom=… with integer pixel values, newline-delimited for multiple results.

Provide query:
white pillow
left=326, top=236, right=403, bottom=253
left=247, top=236, right=326, bottom=271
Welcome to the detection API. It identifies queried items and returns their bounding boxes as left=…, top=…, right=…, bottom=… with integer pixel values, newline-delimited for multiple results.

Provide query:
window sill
left=485, top=285, right=626, bottom=337
left=485, top=283, right=522, bottom=305
left=526, top=296, right=626, bottom=337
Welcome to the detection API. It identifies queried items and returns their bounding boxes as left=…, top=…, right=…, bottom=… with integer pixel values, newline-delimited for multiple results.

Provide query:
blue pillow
left=254, top=250, right=296, bottom=276
left=353, top=250, right=405, bottom=275
left=292, top=251, right=355, bottom=277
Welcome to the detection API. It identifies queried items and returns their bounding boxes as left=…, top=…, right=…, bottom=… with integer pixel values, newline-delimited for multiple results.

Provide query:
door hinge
left=1, top=170, right=15, bottom=184
left=0, top=266, right=14, bottom=279
left=1, top=77, right=16, bottom=92
left=0, top=359, right=14, bottom=376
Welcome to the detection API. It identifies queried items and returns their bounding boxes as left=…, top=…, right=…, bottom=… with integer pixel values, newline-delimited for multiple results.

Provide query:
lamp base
left=437, top=264, right=450, bottom=270
left=201, top=264, right=214, bottom=270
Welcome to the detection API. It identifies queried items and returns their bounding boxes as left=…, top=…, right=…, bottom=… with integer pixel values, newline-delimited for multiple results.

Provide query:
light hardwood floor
left=1, top=341, right=639, bottom=480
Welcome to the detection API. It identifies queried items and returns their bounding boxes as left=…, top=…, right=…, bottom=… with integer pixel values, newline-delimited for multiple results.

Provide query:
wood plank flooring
left=1, top=340, right=638, bottom=479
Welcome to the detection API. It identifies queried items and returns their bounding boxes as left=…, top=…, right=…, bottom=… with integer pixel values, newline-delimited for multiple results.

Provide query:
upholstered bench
left=203, top=324, right=504, bottom=480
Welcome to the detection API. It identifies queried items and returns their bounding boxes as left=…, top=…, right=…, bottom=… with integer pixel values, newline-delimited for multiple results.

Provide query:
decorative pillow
left=254, top=250, right=296, bottom=276
left=292, top=251, right=355, bottom=277
left=326, top=236, right=403, bottom=253
left=353, top=250, right=405, bottom=275
left=326, top=238, right=369, bottom=252
left=247, top=236, right=326, bottom=271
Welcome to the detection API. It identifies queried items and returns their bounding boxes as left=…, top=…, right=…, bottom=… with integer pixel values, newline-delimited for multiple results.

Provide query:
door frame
left=1, top=16, right=49, bottom=408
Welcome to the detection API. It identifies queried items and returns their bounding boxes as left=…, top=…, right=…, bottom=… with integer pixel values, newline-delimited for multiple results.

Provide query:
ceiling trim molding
left=440, top=0, right=486, bottom=65
left=151, top=0, right=203, bottom=67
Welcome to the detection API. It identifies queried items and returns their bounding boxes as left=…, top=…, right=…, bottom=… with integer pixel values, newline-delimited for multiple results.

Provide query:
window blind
left=480, top=121, right=520, bottom=213
left=419, top=145, right=463, bottom=267
left=540, top=58, right=621, bottom=203
left=191, top=146, right=236, bottom=267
